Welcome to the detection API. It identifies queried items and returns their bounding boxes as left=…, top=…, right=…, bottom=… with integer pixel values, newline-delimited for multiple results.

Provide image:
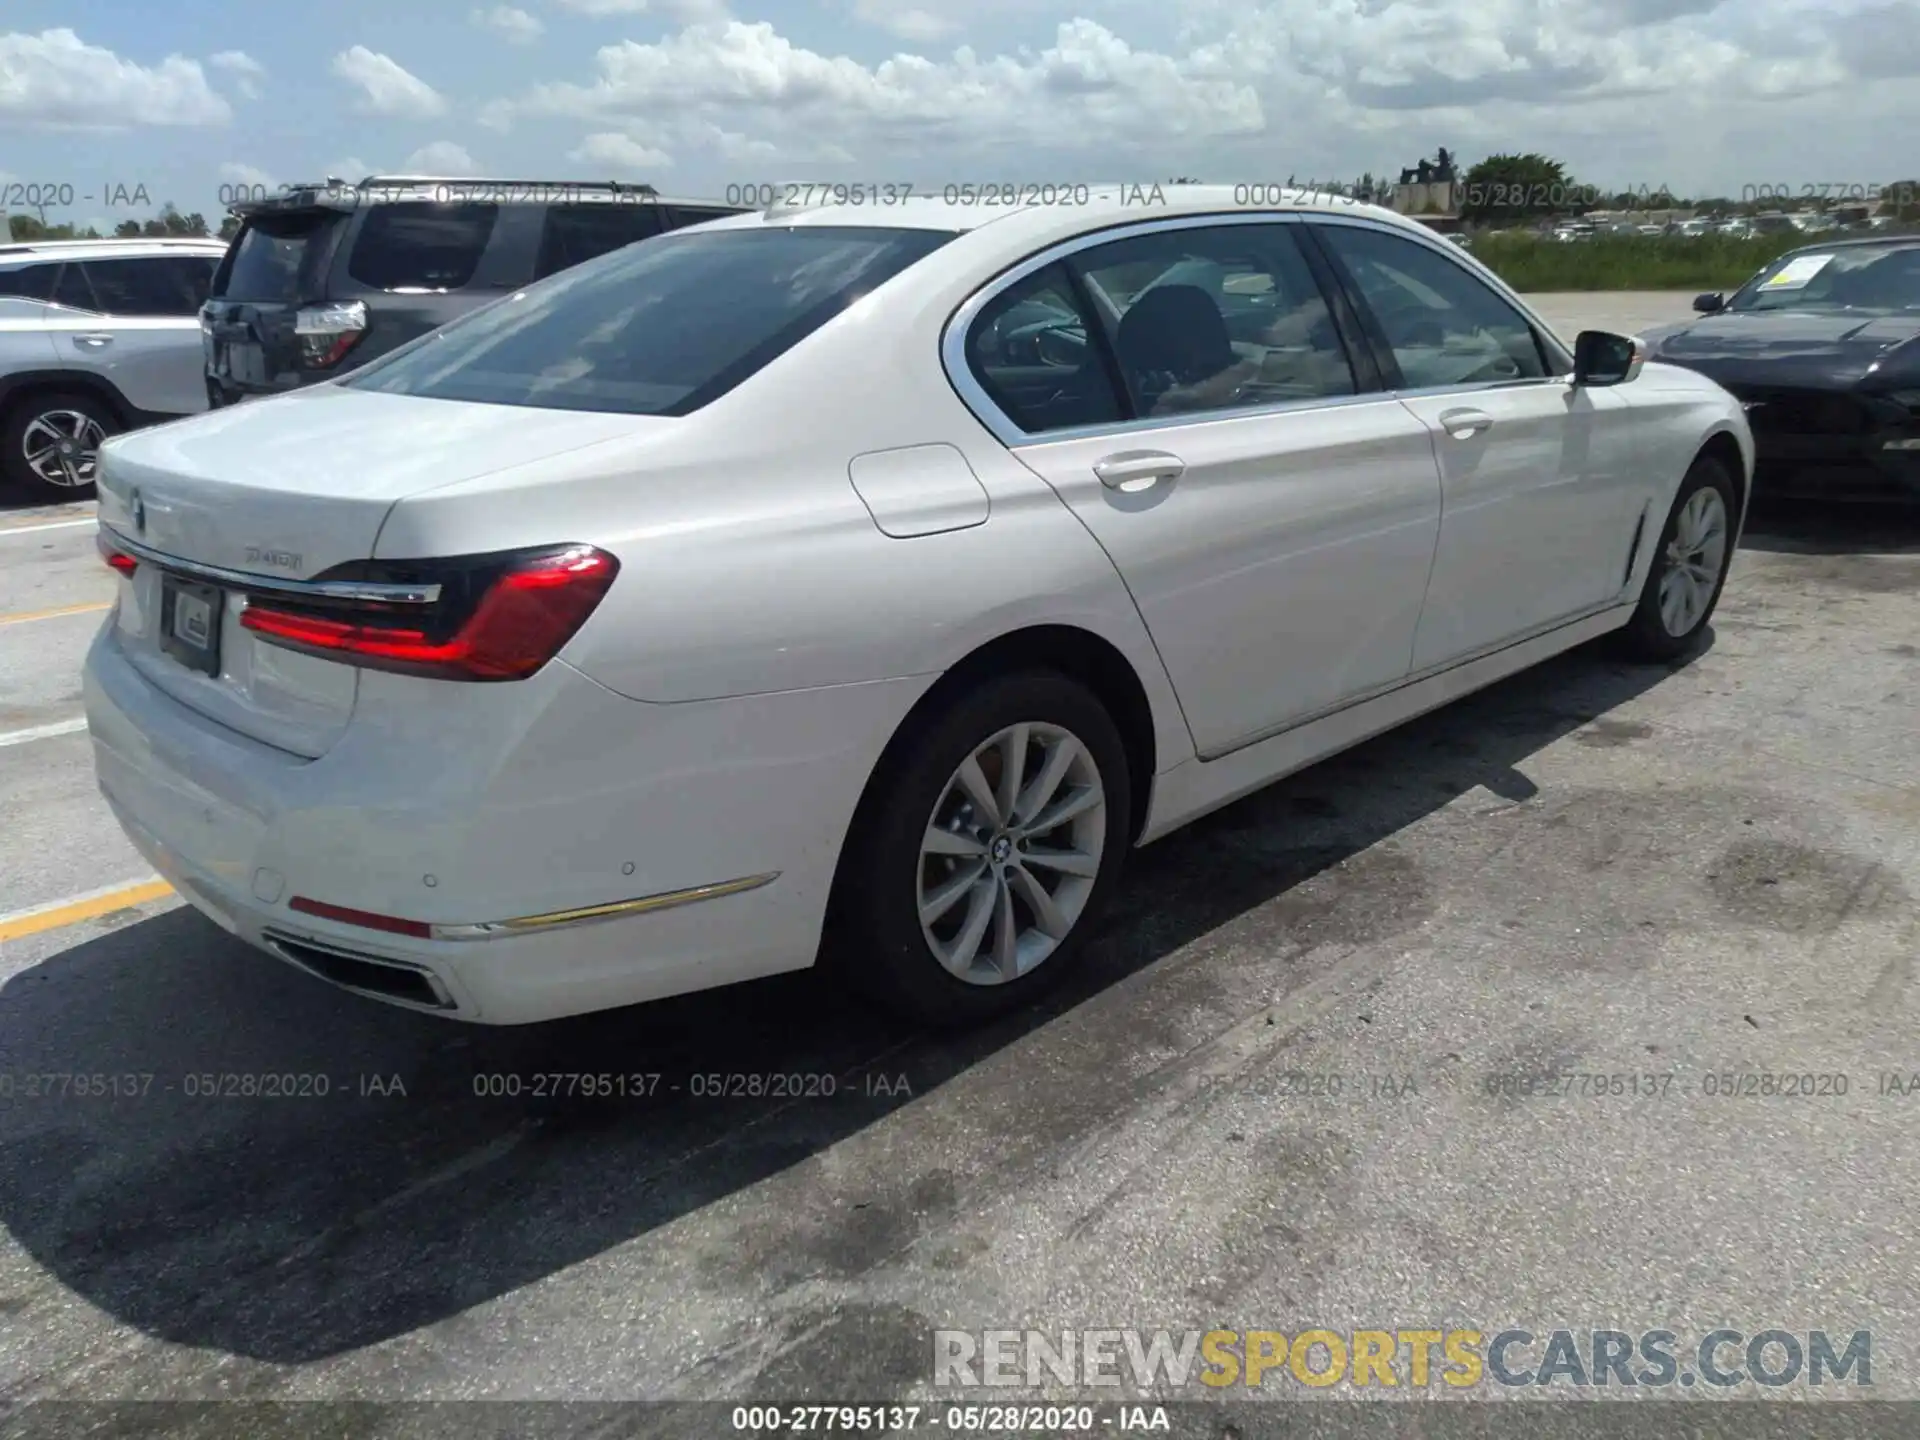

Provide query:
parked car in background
left=1643, top=236, right=1920, bottom=500
left=87, top=186, right=1750, bottom=1028
left=202, top=176, right=747, bottom=408
left=0, top=237, right=225, bottom=498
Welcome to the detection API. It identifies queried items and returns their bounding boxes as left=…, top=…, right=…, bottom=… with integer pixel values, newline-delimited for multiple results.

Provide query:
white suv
left=0, top=237, right=227, bottom=499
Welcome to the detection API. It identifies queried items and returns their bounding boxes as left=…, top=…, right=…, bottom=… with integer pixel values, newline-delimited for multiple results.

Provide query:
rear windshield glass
left=219, top=214, right=342, bottom=302
left=348, top=202, right=498, bottom=291
left=343, top=225, right=956, bottom=415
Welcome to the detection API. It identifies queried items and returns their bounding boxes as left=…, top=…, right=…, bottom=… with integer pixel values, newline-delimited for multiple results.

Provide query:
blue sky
left=3, top=0, right=1918, bottom=232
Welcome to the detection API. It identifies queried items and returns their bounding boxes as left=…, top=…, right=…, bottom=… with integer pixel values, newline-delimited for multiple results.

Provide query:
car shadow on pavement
left=1739, top=496, right=1920, bottom=555
left=0, top=638, right=1698, bottom=1366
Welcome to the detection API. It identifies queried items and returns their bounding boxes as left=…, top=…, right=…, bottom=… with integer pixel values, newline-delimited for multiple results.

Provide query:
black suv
left=202, top=177, right=745, bottom=407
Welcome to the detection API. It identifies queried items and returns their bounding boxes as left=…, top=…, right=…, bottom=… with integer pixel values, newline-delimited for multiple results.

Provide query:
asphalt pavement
left=4, top=292, right=1920, bottom=1421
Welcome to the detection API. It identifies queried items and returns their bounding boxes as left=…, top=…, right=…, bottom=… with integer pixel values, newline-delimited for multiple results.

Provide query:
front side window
left=1314, top=224, right=1550, bottom=388
left=1069, top=223, right=1357, bottom=419
left=347, top=203, right=499, bottom=291
left=344, top=225, right=954, bottom=415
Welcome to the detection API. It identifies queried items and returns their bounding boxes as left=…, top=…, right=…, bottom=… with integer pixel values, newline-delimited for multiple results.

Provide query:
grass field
left=1471, top=231, right=1827, bottom=291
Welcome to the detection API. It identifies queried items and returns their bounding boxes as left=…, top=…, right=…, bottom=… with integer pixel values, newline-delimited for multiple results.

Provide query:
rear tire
left=1614, top=453, right=1738, bottom=662
left=833, top=670, right=1132, bottom=1029
left=0, top=390, right=117, bottom=501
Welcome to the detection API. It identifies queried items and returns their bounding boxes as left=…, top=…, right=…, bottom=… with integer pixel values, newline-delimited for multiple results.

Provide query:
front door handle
left=72, top=333, right=114, bottom=349
left=1438, top=406, right=1492, bottom=438
left=1094, top=450, right=1185, bottom=491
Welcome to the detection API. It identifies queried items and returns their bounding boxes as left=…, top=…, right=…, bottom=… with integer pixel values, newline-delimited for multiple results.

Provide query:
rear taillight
left=98, top=532, right=137, bottom=575
left=294, top=299, right=367, bottom=368
left=239, top=544, right=619, bottom=681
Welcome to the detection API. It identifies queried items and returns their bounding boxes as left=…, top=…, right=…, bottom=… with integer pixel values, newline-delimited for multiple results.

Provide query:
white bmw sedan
left=83, top=187, right=1751, bottom=1027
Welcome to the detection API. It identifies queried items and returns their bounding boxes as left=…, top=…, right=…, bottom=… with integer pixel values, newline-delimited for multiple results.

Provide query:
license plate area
left=159, top=576, right=223, bottom=676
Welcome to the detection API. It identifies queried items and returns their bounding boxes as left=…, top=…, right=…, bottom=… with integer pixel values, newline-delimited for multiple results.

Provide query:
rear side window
left=167, top=254, right=219, bottom=309
left=54, top=265, right=96, bottom=311
left=344, top=225, right=955, bottom=415
left=348, top=203, right=498, bottom=291
left=534, top=202, right=665, bottom=280
left=964, top=263, right=1123, bottom=433
left=220, top=215, right=342, bottom=302
left=0, top=262, right=57, bottom=300
left=666, top=206, right=737, bottom=228
left=78, top=256, right=209, bottom=316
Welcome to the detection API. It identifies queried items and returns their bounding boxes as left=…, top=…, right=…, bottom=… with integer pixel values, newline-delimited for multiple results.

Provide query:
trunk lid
left=95, top=386, right=665, bottom=757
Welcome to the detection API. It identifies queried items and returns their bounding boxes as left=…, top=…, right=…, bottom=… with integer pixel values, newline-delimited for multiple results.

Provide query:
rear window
left=343, top=225, right=955, bottom=416
left=220, top=214, right=342, bottom=303
left=348, top=202, right=498, bottom=291
left=0, top=262, right=56, bottom=301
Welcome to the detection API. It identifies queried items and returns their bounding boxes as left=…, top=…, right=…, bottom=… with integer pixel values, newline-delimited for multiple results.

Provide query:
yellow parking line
left=0, top=601, right=111, bottom=627
left=0, top=877, right=175, bottom=943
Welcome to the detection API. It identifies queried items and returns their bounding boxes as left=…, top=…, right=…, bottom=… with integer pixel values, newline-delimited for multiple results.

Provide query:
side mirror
left=1572, top=330, right=1645, bottom=387
left=1693, top=292, right=1726, bottom=313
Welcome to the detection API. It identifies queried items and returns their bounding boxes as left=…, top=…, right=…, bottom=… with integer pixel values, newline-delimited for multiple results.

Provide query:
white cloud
left=483, top=18, right=1266, bottom=154
left=326, top=157, right=374, bottom=183
left=403, top=141, right=483, bottom=175
left=472, top=6, right=544, bottom=43
left=849, top=4, right=955, bottom=42
left=570, top=130, right=675, bottom=170
left=218, top=161, right=276, bottom=189
left=551, top=0, right=731, bottom=20
left=461, top=0, right=1920, bottom=195
left=208, top=49, right=265, bottom=99
left=0, top=28, right=231, bottom=127
left=330, top=45, right=448, bottom=118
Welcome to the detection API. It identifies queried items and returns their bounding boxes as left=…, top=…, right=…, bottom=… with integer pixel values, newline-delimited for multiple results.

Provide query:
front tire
left=834, top=671, right=1132, bottom=1028
left=1, top=391, right=117, bottom=501
left=1615, top=454, right=1738, bottom=661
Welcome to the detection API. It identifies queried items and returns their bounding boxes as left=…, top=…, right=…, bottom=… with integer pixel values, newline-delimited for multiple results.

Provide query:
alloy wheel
left=916, top=722, right=1107, bottom=986
left=22, top=410, right=106, bottom=489
left=1657, top=487, right=1729, bottom=637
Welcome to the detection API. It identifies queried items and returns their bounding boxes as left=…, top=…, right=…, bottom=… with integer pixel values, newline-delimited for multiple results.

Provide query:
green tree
left=5, top=213, right=102, bottom=240
left=219, top=214, right=241, bottom=240
left=1459, top=153, right=1580, bottom=225
left=114, top=219, right=143, bottom=237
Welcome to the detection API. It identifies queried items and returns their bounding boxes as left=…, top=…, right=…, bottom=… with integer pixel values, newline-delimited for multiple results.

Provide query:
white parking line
left=0, top=517, right=96, bottom=537
left=0, top=717, right=88, bottom=749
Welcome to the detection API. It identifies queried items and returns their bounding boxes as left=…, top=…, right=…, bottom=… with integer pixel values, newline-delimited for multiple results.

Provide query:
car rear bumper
left=83, top=621, right=930, bottom=1023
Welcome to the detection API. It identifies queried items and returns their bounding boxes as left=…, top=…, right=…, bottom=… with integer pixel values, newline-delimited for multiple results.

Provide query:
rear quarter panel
left=373, top=242, right=1197, bottom=776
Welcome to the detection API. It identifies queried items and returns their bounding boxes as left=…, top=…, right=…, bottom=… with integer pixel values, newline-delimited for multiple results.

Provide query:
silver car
left=0, top=237, right=226, bottom=499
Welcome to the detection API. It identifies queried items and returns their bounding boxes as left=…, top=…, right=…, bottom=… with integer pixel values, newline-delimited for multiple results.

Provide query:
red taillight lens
left=289, top=895, right=433, bottom=938
left=240, top=545, right=618, bottom=681
left=295, top=301, right=368, bottom=369
left=98, top=532, right=138, bottom=575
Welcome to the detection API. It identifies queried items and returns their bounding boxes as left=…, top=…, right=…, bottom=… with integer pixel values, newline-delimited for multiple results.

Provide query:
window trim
left=944, top=211, right=1407, bottom=449
left=1303, top=214, right=1576, bottom=395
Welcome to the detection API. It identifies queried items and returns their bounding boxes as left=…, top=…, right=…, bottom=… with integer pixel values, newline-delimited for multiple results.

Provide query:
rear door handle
left=1438, top=406, right=1492, bottom=438
left=72, top=333, right=114, bottom=348
left=1093, top=451, right=1185, bottom=490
